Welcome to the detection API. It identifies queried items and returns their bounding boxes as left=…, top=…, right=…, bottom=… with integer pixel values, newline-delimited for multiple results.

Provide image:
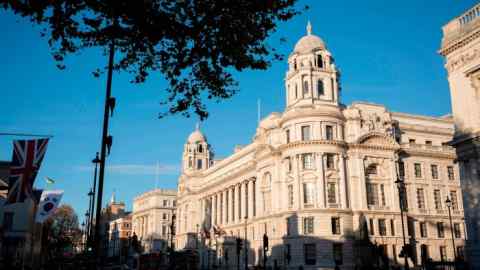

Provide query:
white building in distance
left=176, top=23, right=467, bottom=269
left=132, top=188, right=177, bottom=253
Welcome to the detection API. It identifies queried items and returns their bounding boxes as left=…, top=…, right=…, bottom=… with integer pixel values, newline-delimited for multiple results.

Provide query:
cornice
left=279, top=140, right=347, bottom=151
left=440, top=27, right=480, bottom=57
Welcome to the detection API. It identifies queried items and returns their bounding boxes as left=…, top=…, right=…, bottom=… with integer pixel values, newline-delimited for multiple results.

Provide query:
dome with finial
left=293, top=21, right=326, bottom=53
left=187, top=123, right=207, bottom=143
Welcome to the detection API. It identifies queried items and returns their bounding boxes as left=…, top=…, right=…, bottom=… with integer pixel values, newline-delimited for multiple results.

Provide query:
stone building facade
left=176, top=23, right=467, bottom=269
left=132, top=188, right=177, bottom=253
left=107, top=213, right=132, bottom=258
left=440, top=3, right=480, bottom=269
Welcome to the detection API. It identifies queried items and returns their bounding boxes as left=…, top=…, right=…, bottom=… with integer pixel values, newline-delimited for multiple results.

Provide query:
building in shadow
left=439, top=3, right=480, bottom=269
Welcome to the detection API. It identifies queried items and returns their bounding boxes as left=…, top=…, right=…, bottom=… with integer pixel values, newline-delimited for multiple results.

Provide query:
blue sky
left=1, top=0, right=477, bottom=222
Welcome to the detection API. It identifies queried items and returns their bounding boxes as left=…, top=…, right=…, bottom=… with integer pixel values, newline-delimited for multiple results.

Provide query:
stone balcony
left=440, top=3, right=480, bottom=53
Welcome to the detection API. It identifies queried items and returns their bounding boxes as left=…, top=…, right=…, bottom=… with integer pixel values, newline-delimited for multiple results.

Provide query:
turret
left=182, top=124, right=213, bottom=173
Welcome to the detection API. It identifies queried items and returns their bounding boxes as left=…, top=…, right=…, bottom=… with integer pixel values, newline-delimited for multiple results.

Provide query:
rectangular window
left=301, top=126, right=311, bottom=141
left=431, top=164, right=439, bottom=179
left=369, top=218, right=375, bottom=235
left=326, top=125, right=333, bottom=140
left=302, top=153, right=314, bottom=170
left=420, top=222, right=428, bottom=238
left=304, top=243, right=317, bottom=265
left=331, top=217, right=341, bottom=235
left=303, top=217, right=314, bottom=234
left=457, top=246, right=465, bottom=261
left=426, top=140, right=432, bottom=145
left=390, top=220, right=395, bottom=236
left=286, top=129, right=290, bottom=143
left=197, top=159, right=203, bottom=169
left=409, top=139, right=416, bottom=144
left=163, top=213, right=167, bottom=220
left=326, top=154, right=335, bottom=169
left=378, top=219, right=386, bottom=236
left=286, top=157, right=292, bottom=172
left=380, top=184, right=386, bottom=206
left=162, top=225, right=166, bottom=236
left=454, top=223, right=461, bottom=238
left=288, top=185, right=294, bottom=208
left=163, top=200, right=168, bottom=206
left=303, top=183, right=315, bottom=205
left=448, top=166, right=455, bottom=180
left=366, top=183, right=379, bottom=206
left=332, top=243, right=343, bottom=265
left=414, top=163, right=422, bottom=178
left=327, top=182, right=336, bottom=204
left=3, top=212, right=13, bottom=231
left=450, top=190, right=459, bottom=210
left=417, top=188, right=426, bottom=209
left=440, top=246, right=447, bottom=262
left=434, top=190, right=442, bottom=210
left=437, top=222, right=445, bottom=238
left=407, top=217, right=415, bottom=237
left=398, top=161, right=405, bottom=178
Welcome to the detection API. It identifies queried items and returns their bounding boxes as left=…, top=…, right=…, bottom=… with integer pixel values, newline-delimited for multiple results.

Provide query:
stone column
left=230, top=187, right=235, bottom=223
left=237, top=184, right=242, bottom=221
left=212, top=194, right=217, bottom=226
left=248, top=179, right=254, bottom=219
left=339, top=153, right=349, bottom=208
left=223, top=189, right=228, bottom=224
left=243, top=181, right=248, bottom=219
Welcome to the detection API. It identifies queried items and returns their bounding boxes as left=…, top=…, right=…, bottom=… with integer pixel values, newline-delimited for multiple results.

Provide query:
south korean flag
left=35, top=190, right=64, bottom=223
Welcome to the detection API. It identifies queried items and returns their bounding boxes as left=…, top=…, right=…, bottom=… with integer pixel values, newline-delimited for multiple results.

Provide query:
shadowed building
left=440, top=3, right=480, bottom=269
left=176, top=23, right=467, bottom=269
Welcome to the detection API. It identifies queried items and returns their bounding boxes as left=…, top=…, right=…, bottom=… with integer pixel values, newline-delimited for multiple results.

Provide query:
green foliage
left=1, top=0, right=305, bottom=119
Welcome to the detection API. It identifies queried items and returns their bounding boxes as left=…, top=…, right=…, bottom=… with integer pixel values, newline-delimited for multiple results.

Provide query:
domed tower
left=182, top=124, right=213, bottom=173
left=285, top=22, right=340, bottom=109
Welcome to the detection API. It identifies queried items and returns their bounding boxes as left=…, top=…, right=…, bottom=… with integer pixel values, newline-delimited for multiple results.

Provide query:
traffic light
left=263, top=233, right=269, bottom=251
left=236, top=238, right=242, bottom=255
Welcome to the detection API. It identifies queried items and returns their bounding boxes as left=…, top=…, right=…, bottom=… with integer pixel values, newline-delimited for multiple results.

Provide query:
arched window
left=198, top=144, right=203, bottom=153
left=188, top=157, right=192, bottom=168
left=303, top=81, right=309, bottom=96
left=294, top=59, right=297, bottom=70
left=317, top=54, right=323, bottom=68
left=317, top=79, right=324, bottom=96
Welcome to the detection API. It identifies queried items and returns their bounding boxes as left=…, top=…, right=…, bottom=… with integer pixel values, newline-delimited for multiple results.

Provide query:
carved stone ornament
left=446, top=48, right=480, bottom=73
left=469, top=69, right=480, bottom=96
left=360, top=111, right=393, bottom=136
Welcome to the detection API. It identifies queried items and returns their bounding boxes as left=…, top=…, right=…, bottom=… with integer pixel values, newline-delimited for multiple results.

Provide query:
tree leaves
left=1, top=0, right=303, bottom=119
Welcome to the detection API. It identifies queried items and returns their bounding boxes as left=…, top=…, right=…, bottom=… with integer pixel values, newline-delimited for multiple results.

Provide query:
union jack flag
left=6, top=139, right=49, bottom=204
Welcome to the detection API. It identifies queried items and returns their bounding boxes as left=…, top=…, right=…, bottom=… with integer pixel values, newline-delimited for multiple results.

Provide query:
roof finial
left=195, top=122, right=200, bottom=130
left=307, top=20, right=312, bottom=35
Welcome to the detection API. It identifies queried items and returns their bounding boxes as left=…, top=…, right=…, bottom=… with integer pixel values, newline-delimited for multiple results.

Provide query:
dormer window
left=317, top=79, right=324, bottom=96
left=317, top=54, right=323, bottom=68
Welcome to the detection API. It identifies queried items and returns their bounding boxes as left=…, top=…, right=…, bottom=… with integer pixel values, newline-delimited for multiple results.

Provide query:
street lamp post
left=89, top=153, right=100, bottom=245
left=445, top=196, right=457, bottom=268
left=395, top=178, right=410, bottom=270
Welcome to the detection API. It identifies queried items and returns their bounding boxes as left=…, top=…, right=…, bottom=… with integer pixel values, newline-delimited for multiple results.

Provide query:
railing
left=401, top=143, right=454, bottom=152
left=442, top=3, right=480, bottom=48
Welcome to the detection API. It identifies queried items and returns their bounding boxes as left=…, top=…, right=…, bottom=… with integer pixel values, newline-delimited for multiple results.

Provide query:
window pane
left=317, top=79, right=324, bottom=96
left=326, top=125, right=333, bottom=140
left=417, top=188, right=425, bottom=209
left=301, top=126, right=310, bottom=141
left=414, top=163, right=422, bottom=178
left=327, top=183, right=336, bottom=204
left=431, top=164, right=438, bottom=179
left=434, top=190, right=442, bottom=210
left=448, top=166, right=455, bottom=180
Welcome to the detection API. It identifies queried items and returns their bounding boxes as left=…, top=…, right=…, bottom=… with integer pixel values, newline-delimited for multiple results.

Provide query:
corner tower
left=182, top=124, right=213, bottom=173
left=285, top=22, right=340, bottom=109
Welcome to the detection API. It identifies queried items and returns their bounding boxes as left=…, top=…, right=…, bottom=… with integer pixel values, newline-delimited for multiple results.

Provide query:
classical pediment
left=354, top=132, right=399, bottom=149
